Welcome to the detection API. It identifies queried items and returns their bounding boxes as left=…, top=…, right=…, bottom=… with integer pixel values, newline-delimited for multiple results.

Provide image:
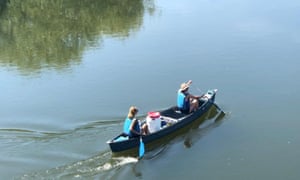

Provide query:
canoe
left=107, top=89, right=218, bottom=156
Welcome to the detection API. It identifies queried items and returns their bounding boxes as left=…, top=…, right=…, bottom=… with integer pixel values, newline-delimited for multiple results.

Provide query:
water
left=1, top=0, right=300, bottom=179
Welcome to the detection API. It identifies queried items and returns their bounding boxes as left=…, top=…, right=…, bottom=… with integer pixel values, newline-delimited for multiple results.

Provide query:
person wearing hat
left=123, top=106, right=149, bottom=138
left=177, top=80, right=201, bottom=113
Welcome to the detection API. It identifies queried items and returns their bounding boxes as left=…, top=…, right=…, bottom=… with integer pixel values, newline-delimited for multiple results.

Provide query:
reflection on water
left=0, top=0, right=8, bottom=16
left=184, top=105, right=226, bottom=148
left=0, top=0, right=154, bottom=75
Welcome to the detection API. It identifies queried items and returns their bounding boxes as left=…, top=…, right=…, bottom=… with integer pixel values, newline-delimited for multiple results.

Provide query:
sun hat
left=180, top=83, right=189, bottom=91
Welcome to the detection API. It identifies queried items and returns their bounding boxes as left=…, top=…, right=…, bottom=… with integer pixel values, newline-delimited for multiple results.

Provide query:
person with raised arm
left=177, top=80, right=201, bottom=113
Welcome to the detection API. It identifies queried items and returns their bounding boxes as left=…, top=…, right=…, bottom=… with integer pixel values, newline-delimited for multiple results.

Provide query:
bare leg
left=142, top=124, right=150, bottom=135
left=189, top=99, right=199, bottom=113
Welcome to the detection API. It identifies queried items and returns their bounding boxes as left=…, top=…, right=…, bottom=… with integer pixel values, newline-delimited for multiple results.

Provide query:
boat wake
left=16, top=151, right=139, bottom=179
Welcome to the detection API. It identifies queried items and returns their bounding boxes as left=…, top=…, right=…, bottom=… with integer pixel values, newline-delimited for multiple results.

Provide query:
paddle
left=139, top=136, right=145, bottom=158
left=213, top=103, right=226, bottom=122
left=214, top=103, right=225, bottom=116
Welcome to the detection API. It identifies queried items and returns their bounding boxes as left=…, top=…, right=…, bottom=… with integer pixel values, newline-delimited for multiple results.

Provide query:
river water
left=1, top=0, right=300, bottom=179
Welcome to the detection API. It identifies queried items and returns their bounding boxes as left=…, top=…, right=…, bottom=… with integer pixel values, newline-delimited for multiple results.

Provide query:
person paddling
left=177, top=80, right=201, bottom=113
left=123, top=106, right=149, bottom=138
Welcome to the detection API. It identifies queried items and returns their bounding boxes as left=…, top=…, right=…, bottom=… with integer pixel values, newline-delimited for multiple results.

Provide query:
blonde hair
left=128, top=106, right=138, bottom=119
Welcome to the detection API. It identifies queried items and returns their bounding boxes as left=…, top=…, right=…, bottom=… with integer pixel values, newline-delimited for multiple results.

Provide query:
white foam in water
left=96, top=163, right=112, bottom=171
left=96, top=157, right=138, bottom=171
left=113, top=157, right=138, bottom=166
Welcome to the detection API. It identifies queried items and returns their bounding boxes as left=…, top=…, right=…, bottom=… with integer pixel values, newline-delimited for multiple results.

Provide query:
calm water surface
left=0, top=0, right=300, bottom=179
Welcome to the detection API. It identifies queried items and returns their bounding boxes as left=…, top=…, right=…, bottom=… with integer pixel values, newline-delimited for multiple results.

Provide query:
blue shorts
left=180, top=100, right=190, bottom=113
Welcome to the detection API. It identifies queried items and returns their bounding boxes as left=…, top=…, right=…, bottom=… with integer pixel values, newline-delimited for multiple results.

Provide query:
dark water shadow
left=0, top=0, right=8, bottom=16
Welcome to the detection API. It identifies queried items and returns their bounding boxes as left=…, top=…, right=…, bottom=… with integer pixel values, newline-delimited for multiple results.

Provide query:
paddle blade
left=139, top=137, right=145, bottom=158
left=215, top=111, right=225, bottom=122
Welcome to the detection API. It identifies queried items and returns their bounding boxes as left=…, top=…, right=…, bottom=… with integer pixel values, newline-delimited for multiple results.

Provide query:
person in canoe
left=123, top=106, right=149, bottom=138
left=177, top=80, right=201, bottom=113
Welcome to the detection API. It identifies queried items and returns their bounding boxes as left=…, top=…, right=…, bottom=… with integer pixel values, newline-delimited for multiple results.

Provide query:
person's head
left=180, top=83, right=189, bottom=92
left=128, top=106, right=138, bottom=119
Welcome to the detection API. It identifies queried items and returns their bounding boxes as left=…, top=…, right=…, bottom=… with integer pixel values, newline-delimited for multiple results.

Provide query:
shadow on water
left=0, top=0, right=155, bottom=75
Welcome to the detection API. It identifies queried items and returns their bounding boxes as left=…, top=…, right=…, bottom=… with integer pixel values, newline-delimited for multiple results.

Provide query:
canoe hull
left=107, top=90, right=217, bottom=156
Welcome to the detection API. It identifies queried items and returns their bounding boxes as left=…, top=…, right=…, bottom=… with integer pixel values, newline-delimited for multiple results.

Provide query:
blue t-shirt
left=177, top=90, right=189, bottom=111
left=123, top=117, right=140, bottom=137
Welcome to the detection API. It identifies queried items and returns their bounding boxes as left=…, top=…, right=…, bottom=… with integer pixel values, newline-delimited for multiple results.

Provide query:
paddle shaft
left=214, top=103, right=225, bottom=114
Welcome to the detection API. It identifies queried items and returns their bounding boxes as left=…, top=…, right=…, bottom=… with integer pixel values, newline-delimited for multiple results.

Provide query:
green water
left=0, top=0, right=300, bottom=179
